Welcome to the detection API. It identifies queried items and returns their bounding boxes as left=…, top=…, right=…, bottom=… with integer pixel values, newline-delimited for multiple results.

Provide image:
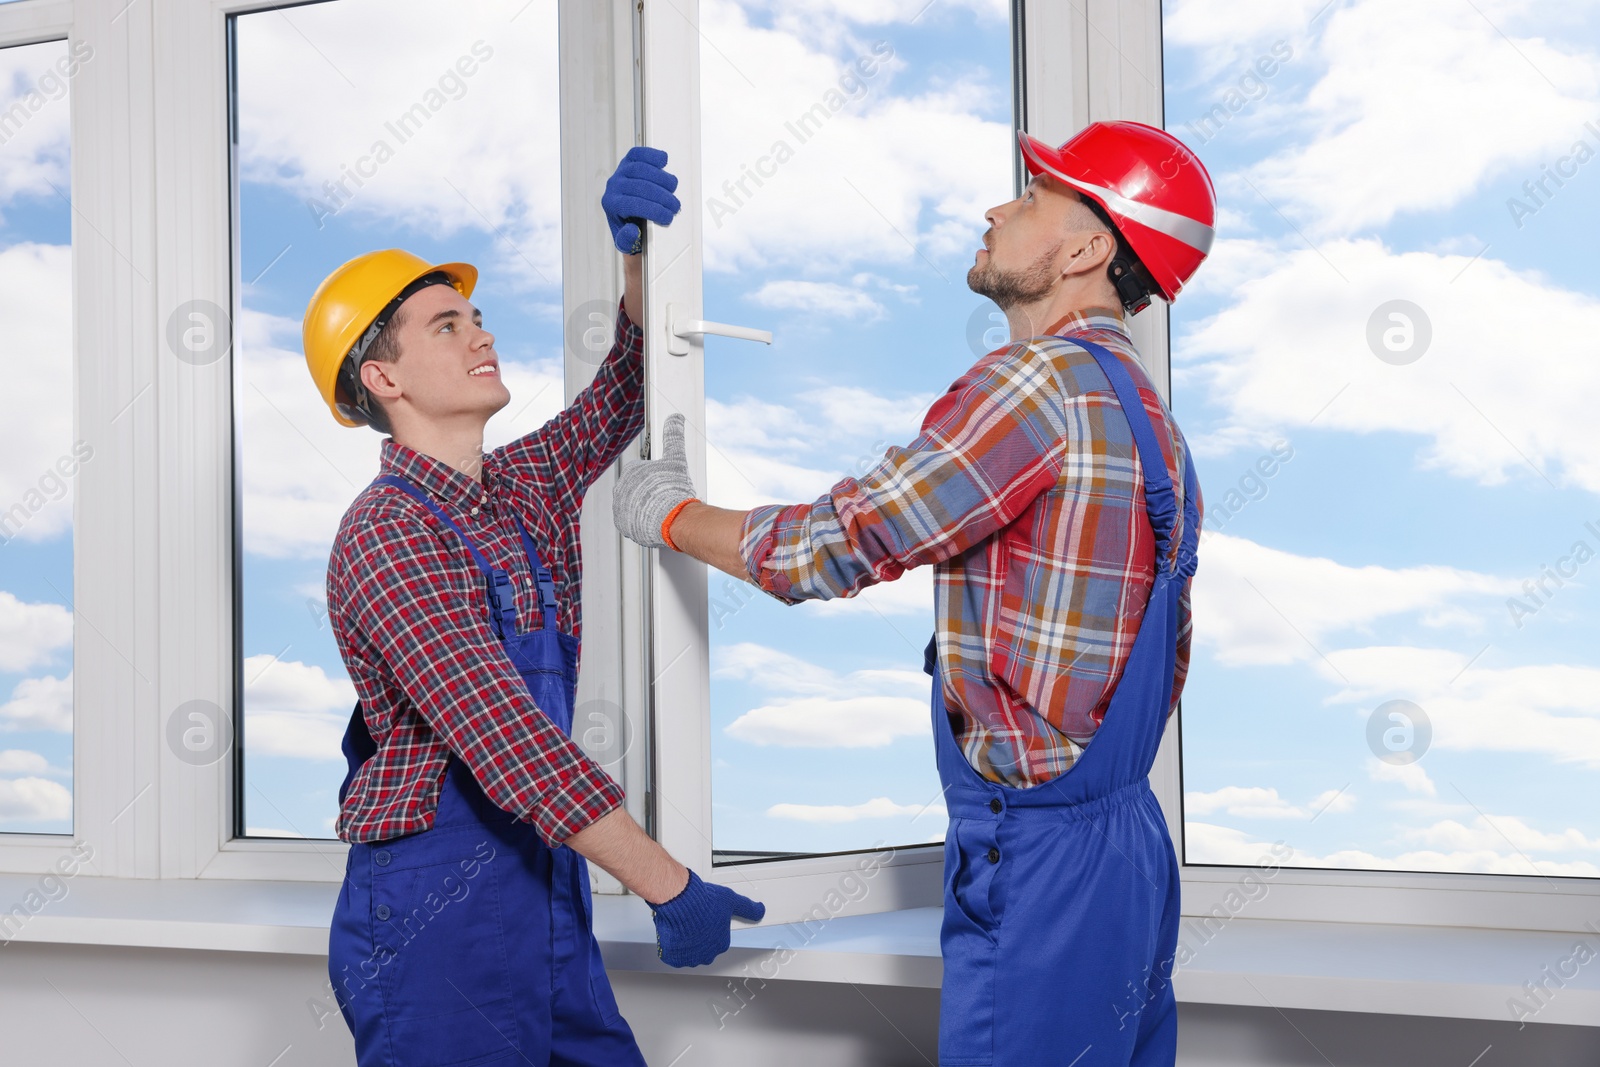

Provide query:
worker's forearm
left=668, top=500, right=753, bottom=581
left=622, top=251, right=644, bottom=324
left=563, top=806, right=689, bottom=905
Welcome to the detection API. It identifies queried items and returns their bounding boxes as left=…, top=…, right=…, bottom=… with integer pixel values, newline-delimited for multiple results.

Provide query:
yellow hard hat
left=302, top=249, right=478, bottom=427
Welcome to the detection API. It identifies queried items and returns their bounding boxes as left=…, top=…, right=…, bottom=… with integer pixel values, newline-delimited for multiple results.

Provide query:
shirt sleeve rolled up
left=739, top=341, right=1071, bottom=604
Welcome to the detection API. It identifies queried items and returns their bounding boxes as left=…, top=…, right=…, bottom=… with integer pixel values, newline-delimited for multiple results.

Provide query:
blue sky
left=1165, top=0, right=1600, bottom=875
left=0, top=37, right=75, bottom=835
left=6, top=0, right=1598, bottom=878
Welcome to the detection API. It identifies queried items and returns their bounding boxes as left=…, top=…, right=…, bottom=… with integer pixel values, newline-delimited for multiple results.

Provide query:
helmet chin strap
left=1109, top=255, right=1156, bottom=315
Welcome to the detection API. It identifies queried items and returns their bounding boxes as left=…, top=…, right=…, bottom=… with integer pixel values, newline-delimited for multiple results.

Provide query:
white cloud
left=703, top=385, right=937, bottom=512
left=0, top=243, right=77, bottom=546
left=0, top=750, right=56, bottom=775
left=748, top=280, right=885, bottom=320
left=1164, top=0, right=1332, bottom=66
left=242, top=654, right=358, bottom=761
left=700, top=0, right=1011, bottom=274
left=0, top=593, right=71, bottom=675
left=1310, top=787, right=1356, bottom=815
left=1184, top=784, right=1353, bottom=819
left=751, top=0, right=1006, bottom=32
left=1182, top=821, right=1295, bottom=866
left=0, top=673, right=71, bottom=732
left=0, top=40, right=72, bottom=210
left=727, top=693, right=927, bottom=747
left=1366, top=755, right=1437, bottom=797
left=803, top=383, right=932, bottom=441
left=1320, top=645, right=1600, bottom=768
left=1191, top=532, right=1514, bottom=667
left=713, top=642, right=839, bottom=694
left=1302, top=2, right=1600, bottom=234
left=0, top=776, right=70, bottom=823
left=1185, top=817, right=1600, bottom=876
left=767, top=796, right=938, bottom=822
left=1174, top=0, right=1600, bottom=236
left=1401, top=813, right=1600, bottom=856
left=1195, top=537, right=1600, bottom=767
left=1183, top=237, right=1600, bottom=496
left=236, top=306, right=566, bottom=559
left=716, top=642, right=929, bottom=747
left=236, top=0, right=563, bottom=291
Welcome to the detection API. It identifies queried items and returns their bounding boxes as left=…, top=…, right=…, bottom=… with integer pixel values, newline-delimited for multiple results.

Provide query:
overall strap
left=372, top=474, right=519, bottom=638
left=1061, top=339, right=1195, bottom=578
left=515, top=521, right=559, bottom=631
left=1174, top=432, right=1200, bottom=580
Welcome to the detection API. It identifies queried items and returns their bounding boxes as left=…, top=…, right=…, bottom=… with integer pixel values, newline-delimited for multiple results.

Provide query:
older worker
left=613, top=124, right=1214, bottom=1066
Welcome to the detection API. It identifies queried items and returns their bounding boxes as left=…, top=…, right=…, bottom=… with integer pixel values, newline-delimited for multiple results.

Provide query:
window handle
left=666, top=303, right=773, bottom=356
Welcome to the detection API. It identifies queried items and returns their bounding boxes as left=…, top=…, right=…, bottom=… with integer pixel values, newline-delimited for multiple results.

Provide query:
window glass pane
left=232, top=0, right=567, bottom=839
left=700, top=0, right=1014, bottom=861
left=0, top=38, right=76, bottom=835
left=1166, top=1, right=1600, bottom=876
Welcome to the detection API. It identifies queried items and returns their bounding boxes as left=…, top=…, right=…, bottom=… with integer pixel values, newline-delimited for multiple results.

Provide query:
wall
left=2, top=943, right=1597, bottom=1066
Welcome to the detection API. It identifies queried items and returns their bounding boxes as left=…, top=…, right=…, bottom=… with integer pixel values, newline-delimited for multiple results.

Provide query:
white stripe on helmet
left=1020, top=136, right=1215, bottom=256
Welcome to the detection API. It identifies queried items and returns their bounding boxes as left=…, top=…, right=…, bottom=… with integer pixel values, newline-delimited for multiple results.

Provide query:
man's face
left=968, top=174, right=1103, bottom=309
left=362, top=283, right=508, bottom=430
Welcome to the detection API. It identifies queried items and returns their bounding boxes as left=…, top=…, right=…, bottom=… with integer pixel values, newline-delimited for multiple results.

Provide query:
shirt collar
left=378, top=437, right=489, bottom=505
left=1041, top=304, right=1130, bottom=341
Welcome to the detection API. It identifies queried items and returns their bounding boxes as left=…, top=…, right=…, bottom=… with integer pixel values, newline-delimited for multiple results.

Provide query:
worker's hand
left=614, top=412, right=698, bottom=549
left=602, top=146, right=681, bottom=255
left=651, top=869, right=766, bottom=967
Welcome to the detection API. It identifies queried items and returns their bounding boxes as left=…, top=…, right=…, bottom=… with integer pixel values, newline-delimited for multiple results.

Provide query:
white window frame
left=0, top=0, right=1588, bottom=941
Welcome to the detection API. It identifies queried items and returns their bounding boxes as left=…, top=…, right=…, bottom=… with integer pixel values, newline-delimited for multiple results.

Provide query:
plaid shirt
left=327, top=301, right=643, bottom=846
left=738, top=307, right=1201, bottom=788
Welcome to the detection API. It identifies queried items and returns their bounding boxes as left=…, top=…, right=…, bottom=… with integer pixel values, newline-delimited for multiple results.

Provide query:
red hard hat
left=1018, top=122, right=1216, bottom=304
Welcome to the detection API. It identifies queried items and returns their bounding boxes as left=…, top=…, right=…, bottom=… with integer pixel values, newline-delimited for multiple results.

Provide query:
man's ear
left=1062, top=229, right=1115, bottom=278
left=360, top=358, right=402, bottom=403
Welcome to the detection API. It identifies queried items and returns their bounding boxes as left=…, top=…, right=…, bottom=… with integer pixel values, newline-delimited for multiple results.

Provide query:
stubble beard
left=966, top=241, right=1062, bottom=310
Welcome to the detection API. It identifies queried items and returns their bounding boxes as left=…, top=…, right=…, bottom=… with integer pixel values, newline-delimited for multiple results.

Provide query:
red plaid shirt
left=739, top=307, right=1201, bottom=788
left=327, top=301, right=643, bottom=846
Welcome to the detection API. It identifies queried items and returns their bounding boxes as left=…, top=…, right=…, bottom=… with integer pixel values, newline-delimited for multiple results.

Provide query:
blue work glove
left=651, top=868, right=766, bottom=967
left=602, top=146, right=681, bottom=255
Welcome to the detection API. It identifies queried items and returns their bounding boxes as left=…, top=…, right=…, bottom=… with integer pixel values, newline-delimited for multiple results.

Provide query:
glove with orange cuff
left=613, top=412, right=699, bottom=551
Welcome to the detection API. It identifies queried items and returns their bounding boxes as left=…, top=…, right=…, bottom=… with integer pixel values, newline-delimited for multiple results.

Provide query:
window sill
left=4, top=874, right=1595, bottom=1026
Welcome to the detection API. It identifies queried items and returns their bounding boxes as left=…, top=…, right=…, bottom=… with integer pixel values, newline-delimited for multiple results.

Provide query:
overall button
left=374, top=849, right=391, bottom=866
left=987, top=847, right=1000, bottom=864
left=375, top=904, right=391, bottom=920
left=989, top=797, right=1002, bottom=814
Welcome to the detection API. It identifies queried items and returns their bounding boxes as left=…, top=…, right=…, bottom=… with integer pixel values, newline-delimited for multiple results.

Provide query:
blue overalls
left=927, top=339, right=1199, bottom=1066
left=327, top=473, right=647, bottom=1067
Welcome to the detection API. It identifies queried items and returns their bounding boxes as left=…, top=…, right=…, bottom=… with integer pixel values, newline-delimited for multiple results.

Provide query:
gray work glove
left=614, top=412, right=698, bottom=549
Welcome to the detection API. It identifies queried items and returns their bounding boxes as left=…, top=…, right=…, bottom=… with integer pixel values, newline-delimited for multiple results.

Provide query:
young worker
left=309, top=147, right=763, bottom=1067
